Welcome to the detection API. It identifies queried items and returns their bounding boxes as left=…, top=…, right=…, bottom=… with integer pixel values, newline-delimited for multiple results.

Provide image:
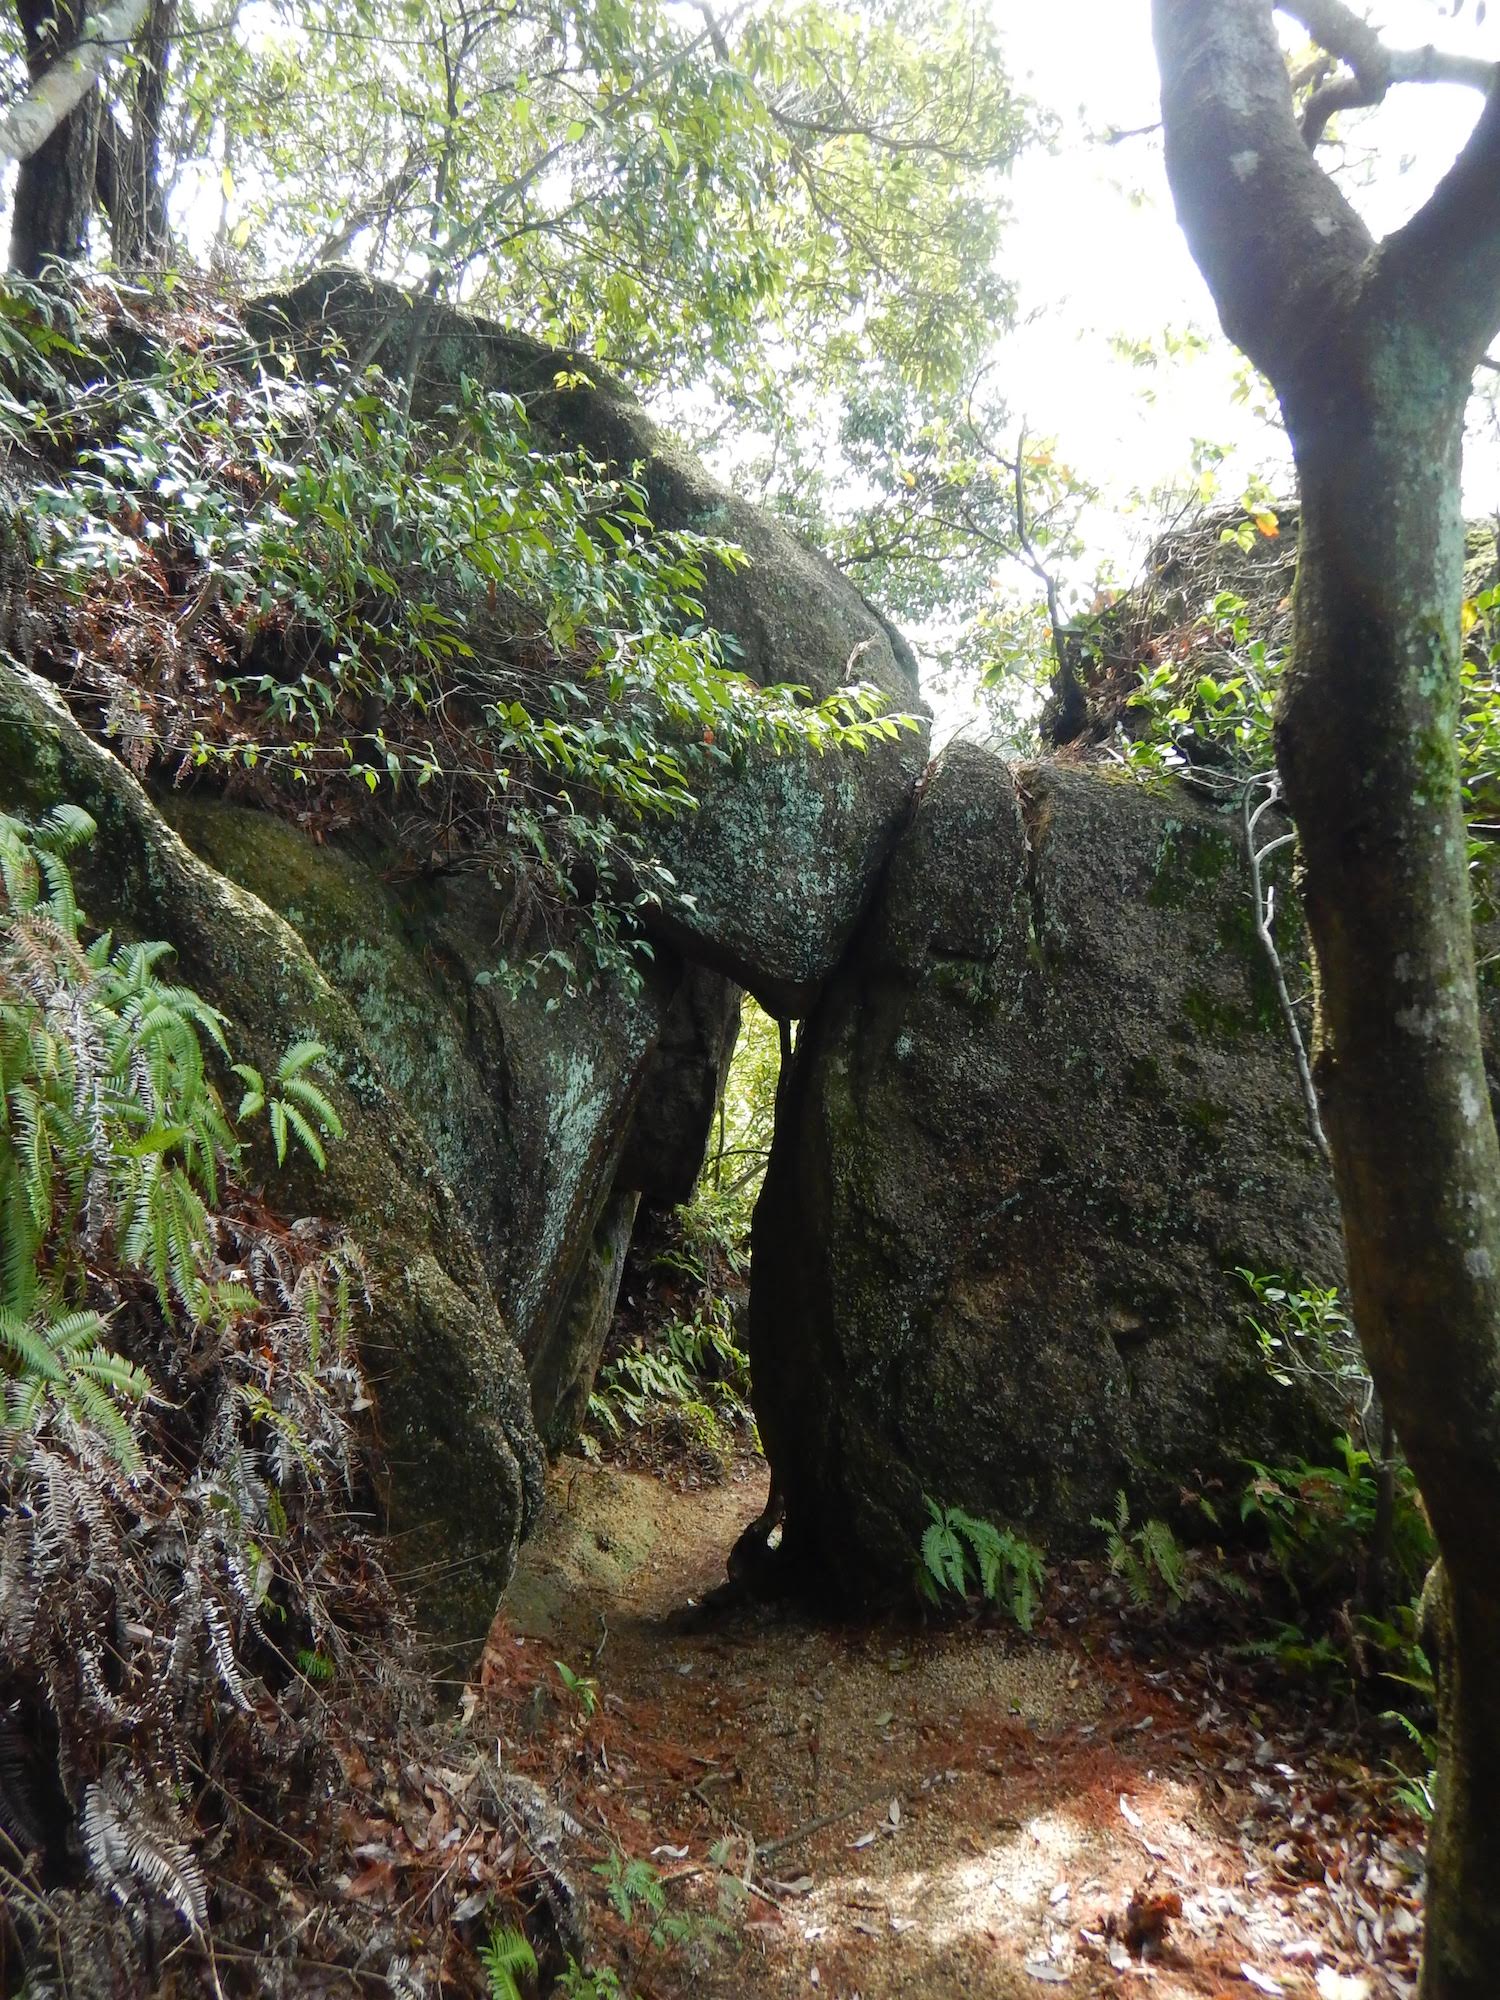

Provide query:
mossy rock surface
left=0, top=659, right=547, bottom=1647
left=750, top=747, right=1348, bottom=1602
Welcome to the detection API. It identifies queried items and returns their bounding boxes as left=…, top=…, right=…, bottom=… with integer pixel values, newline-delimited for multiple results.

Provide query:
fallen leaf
left=1119, top=1888, right=1182, bottom=1957
left=1120, top=1794, right=1145, bottom=1829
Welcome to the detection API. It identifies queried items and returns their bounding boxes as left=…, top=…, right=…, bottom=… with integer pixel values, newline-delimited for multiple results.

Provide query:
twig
left=1243, top=777, right=1331, bottom=1164
left=754, top=1787, right=900, bottom=1864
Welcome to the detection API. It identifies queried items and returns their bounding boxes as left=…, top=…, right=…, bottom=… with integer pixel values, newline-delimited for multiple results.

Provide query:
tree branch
left=1152, top=0, right=1371, bottom=388
left=0, top=0, right=149, bottom=164
left=1279, top=0, right=1496, bottom=149
left=1374, top=67, right=1500, bottom=369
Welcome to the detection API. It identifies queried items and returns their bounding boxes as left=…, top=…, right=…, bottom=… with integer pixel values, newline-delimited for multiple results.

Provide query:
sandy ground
left=478, top=1455, right=1419, bottom=2000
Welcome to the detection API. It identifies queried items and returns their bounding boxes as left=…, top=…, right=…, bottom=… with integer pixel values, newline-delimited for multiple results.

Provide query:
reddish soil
left=475, top=1455, right=1422, bottom=2000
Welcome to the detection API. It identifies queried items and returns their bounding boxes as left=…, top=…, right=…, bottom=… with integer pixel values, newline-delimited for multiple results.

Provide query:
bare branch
left=0, top=0, right=149, bottom=165
left=1280, top=0, right=1496, bottom=138
left=1152, top=0, right=1371, bottom=387
left=1374, top=67, right=1500, bottom=368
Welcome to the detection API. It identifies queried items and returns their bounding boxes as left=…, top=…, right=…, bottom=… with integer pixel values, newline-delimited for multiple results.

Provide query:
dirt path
left=478, top=1456, right=1419, bottom=2000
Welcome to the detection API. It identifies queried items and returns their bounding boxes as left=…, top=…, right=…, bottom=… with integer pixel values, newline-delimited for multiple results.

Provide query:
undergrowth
left=585, top=1005, right=776, bottom=1471
left=2, top=272, right=915, bottom=995
left=916, top=1499, right=1046, bottom=1630
left=0, top=806, right=545, bottom=1994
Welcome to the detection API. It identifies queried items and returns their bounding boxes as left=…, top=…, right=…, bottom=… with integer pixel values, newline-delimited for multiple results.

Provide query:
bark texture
left=4, top=0, right=153, bottom=270
left=1152, top=5, right=1500, bottom=1990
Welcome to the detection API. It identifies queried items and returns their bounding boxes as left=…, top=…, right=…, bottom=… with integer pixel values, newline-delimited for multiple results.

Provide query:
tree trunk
left=108, top=0, right=175, bottom=266
left=1277, top=356, right=1500, bottom=1995
left=9, top=0, right=100, bottom=274
left=1150, top=6, right=1500, bottom=1991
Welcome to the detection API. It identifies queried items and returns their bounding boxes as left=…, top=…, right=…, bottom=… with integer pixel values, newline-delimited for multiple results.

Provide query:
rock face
left=165, top=804, right=741, bottom=1447
left=0, top=276, right=934, bottom=1653
left=0, top=663, right=546, bottom=1647
left=750, top=745, right=1346, bottom=1603
left=250, top=270, right=931, bottom=1016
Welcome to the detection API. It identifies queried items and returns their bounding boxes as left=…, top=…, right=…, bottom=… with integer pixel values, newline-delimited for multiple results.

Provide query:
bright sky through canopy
left=987, top=0, right=1500, bottom=588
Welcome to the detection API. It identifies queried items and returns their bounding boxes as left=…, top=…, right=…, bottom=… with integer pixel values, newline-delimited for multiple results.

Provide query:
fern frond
left=478, top=1923, right=537, bottom=2000
left=82, top=1770, right=208, bottom=1932
left=35, top=803, right=97, bottom=856
left=278, top=1099, right=328, bottom=1170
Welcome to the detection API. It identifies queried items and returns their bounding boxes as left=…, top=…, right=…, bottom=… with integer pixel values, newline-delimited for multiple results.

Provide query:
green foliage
left=1237, top=1268, right=1375, bottom=1446
left=1385, top=1709, right=1438, bottom=1822
left=1458, top=572, right=1500, bottom=916
left=588, top=1848, right=715, bottom=1966
left=478, top=1924, right=538, bottom=2000
left=1092, top=1490, right=1190, bottom=1608
left=0, top=805, right=347, bottom=1468
left=584, top=997, right=780, bottom=1455
left=1230, top=1267, right=1440, bottom=1704
left=596, top=1850, right=667, bottom=1929
left=694, top=996, right=781, bottom=1243
left=916, top=1499, right=1045, bottom=1630
left=590, top=1333, right=719, bottom=1436
left=0, top=806, right=397, bottom=1975
left=14, top=284, right=917, bottom=992
left=554, top=1658, right=600, bottom=1718
left=1116, top=519, right=1500, bottom=912
left=3, top=0, right=1042, bottom=654
left=586, top=996, right=777, bottom=1457
left=557, top=1964, right=626, bottom=2000
left=0, top=1305, right=147, bottom=1475
left=233, top=1042, right=345, bottom=1172
left=1237, top=1429, right=1435, bottom=1697
left=1239, top=1437, right=1434, bottom=1607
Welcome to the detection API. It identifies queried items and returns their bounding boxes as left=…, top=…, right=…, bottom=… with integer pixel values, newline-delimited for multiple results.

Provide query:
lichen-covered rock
left=249, top=270, right=930, bottom=1015
left=750, top=745, right=1346, bottom=1602
left=0, top=660, right=544, bottom=1646
left=162, top=798, right=740, bottom=1450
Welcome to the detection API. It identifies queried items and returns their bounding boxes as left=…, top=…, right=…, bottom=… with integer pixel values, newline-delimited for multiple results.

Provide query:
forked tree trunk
left=1150, top=5, right=1500, bottom=1993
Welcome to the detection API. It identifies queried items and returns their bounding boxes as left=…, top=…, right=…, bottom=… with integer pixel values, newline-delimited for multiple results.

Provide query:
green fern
left=478, top=1923, right=537, bottom=2000
left=595, top=1850, right=666, bottom=1925
left=0, top=807, right=346, bottom=1467
left=1092, top=1489, right=1189, bottom=1606
left=916, top=1499, right=1046, bottom=1630
left=0, top=1304, right=149, bottom=1469
left=233, top=1040, right=344, bottom=1170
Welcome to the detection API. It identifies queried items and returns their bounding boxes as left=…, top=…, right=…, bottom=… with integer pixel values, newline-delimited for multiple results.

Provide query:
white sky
left=920, top=0, right=1500, bottom=738
left=986, top=0, right=1500, bottom=579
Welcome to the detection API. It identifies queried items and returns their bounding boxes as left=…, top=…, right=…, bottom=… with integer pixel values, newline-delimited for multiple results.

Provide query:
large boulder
left=750, top=745, right=1347, bottom=1602
left=166, top=803, right=741, bottom=1447
left=249, top=270, right=930, bottom=1017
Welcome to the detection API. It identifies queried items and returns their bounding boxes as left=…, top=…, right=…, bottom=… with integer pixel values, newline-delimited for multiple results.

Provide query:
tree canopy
left=0, top=0, right=1039, bottom=625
